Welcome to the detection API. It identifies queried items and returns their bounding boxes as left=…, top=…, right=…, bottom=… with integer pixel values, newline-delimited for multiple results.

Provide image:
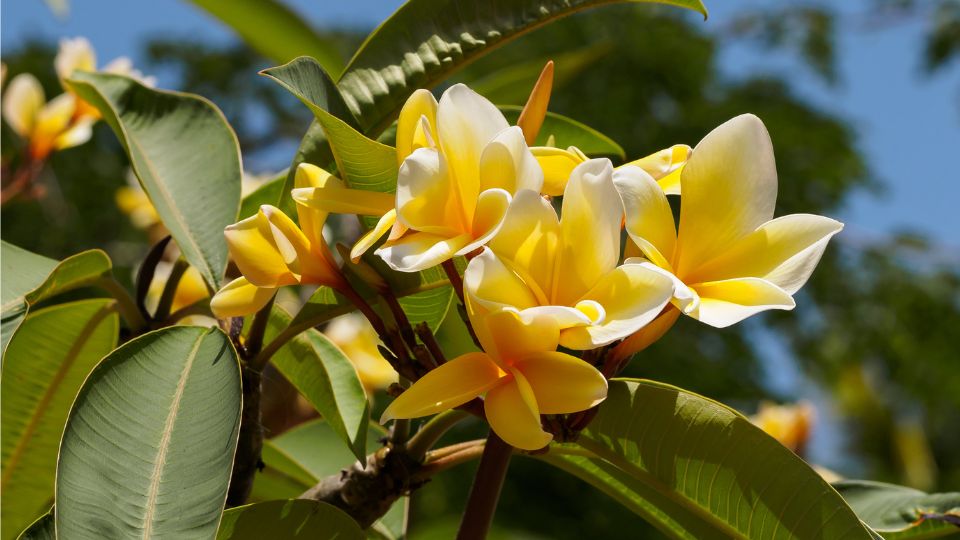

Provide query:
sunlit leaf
left=56, top=326, right=241, bottom=539
left=834, top=480, right=960, bottom=539
left=266, top=308, right=370, bottom=462
left=538, top=379, right=874, bottom=539
left=65, top=72, right=242, bottom=290
left=338, top=0, right=708, bottom=135
left=1, top=300, right=118, bottom=540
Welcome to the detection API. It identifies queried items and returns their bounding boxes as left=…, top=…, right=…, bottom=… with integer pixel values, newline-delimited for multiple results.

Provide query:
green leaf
left=539, top=379, right=873, bottom=539
left=262, top=57, right=398, bottom=196
left=338, top=0, right=708, bottom=135
left=251, top=420, right=388, bottom=501
left=1, top=299, right=118, bottom=540
left=239, top=170, right=287, bottom=219
left=65, top=72, right=243, bottom=290
left=56, top=326, right=241, bottom=539
left=399, top=286, right=455, bottom=332
left=499, top=106, right=626, bottom=159
left=188, top=0, right=345, bottom=73
left=15, top=511, right=53, bottom=540
left=1, top=242, right=112, bottom=354
left=266, top=307, right=370, bottom=462
left=217, top=500, right=363, bottom=540
left=834, top=480, right=960, bottom=539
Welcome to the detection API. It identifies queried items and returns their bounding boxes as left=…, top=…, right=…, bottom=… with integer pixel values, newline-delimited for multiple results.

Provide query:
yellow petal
left=688, top=277, right=795, bottom=328
left=381, top=352, right=503, bottom=422
left=478, top=309, right=560, bottom=366
left=515, top=351, right=607, bottom=414
left=2, top=73, right=44, bottom=137
left=558, top=263, right=674, bottom=349
left=479, top=126, right=543, bottom=194
left=484, top=369, right=553, bottom=450
left=54, top=116, right=94, bottom=150
left=376, top=231, right=471, bottom=272
left=396, top=147, right=466, bottom=235
left=291, top=184, right=394, bottom=216
left=31, top=92, right=77, bottom=158
left=224, top=205, right=303, bottom=288
left=611, top=305, right=681, bottom=360
left=210, top=277, right=276, bottom=318
left=555, top=158, right=622, bottom=306
left=620, top=144, right=691, bottom=195
left=460, top=188, right=512, bottom=255
left=614, top=165, right=676, bottom=271
left=172, top=266, right=210, bottom=312
left=351, top=209, right=397, bottom=262
left=437, top=84, right=510, bottom=224
left=675, top=115, right=778, bottom=277
left=463, top=248, right=540, bottom=316
left=396, top=89, right=438, bottom=165
left=685, top=214, right=843, bottom=294
left=488, top=189, right=560, bottom=303
left=517, top=60, right=554, bottom=145
left=531, top=146, right=584, bottom=197
left=55, top=37, right=96, bottom=82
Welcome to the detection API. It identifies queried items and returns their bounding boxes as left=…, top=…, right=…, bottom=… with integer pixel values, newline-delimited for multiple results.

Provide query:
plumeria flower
left=324, top=313, right=398, bottom=395
left=210, top=163, right=349, bottom=318
left=750, top=401, right=815, bottom=454
left=466, top=158, right=675, bottom=349
left=56, top=37, right=156, bottom=120
left=145, top=262, right=210, bottom=316
left=381, top=308, right=607, bottom=450
left=297, top=84, right=544, bottom=272
left=532, top=143, right=691, bottom=197
left=615, top=114, right=843, bottom=328
left=2, top=72, right=94, bottom=159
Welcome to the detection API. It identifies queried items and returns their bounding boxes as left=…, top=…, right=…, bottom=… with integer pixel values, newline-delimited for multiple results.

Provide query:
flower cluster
left=212, top=70, right=841, bottom=450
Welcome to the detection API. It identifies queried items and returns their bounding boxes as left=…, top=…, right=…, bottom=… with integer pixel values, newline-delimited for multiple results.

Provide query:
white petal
left=479, top=125, right=543, bottom=194
left=376, top=231, right=471, bottom=272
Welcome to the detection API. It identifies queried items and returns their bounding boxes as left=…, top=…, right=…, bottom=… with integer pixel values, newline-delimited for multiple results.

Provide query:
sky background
left=3, top=0, right=956, bottom=474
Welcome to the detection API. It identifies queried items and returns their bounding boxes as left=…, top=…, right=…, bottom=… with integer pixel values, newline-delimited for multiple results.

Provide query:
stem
left=414, top=440, right=486, bottom=481
left=415, top=322, right=447, bottom=365
left=407, top=410, right=469, bottom=460
left=441, top=260, right=466, bottom=305
left=226, top=364, right=263, bottom=506
left=153, top=258, right=188, bottom=322
left=1, top=157, right=44, bottom=206
left=97, top=276, right=147, bottom=333
left=245, top=294, right=277, bottom=365
left=457, top=431, right=514, bottom=540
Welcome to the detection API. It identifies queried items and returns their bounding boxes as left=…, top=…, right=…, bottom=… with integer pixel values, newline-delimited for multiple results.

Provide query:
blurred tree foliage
left=2, top=3, right=957, bottom=538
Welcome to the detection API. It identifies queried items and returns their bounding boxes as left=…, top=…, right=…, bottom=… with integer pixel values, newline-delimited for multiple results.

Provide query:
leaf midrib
left=140, top=332, right=205, bottom=538
left=1, top=302, right=116, bottom=491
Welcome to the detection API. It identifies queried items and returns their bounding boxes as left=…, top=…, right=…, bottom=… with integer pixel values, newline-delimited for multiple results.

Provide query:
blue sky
left=3, top=0, right=958, bottom=248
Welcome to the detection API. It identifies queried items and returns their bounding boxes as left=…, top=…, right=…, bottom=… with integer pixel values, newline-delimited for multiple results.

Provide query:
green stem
left=407, top=410, right=469, bottom=460
left=153, top=258, right=188, bottom=322
left=457, top=431, right=513, bottom=540
left=97, top=276, right=147, bottom=333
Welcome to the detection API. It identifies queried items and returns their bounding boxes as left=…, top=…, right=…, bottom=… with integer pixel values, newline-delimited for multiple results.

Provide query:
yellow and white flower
left=382, top=308, right=607, bottom=450
left=2, top=73, right=94, bottom=159
left=615, top=114, right=843, bottom=328
left=466, top=158, right=675, bottom=349
left=324, top=313, right=398, bottom=394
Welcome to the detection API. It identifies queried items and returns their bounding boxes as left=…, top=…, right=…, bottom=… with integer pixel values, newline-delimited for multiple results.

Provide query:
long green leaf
left=338, top=0, right=708, bottom=134
left=262, top=57, right=398, bottom=195
left=65, top=72, right=242, bottom=290
left=188, top=0, right=345, bottom=73
left=834, top=481, right=960, bottom=539
left=1, top=242, right=111, bottom=354
left=499, top=106, right=626, bottom=159
left=398, top=286, right=455, bottom=332
left=266, top=308, right=370, bottom=462
left=217, top=500, right=363, bottom=540
left=56, top=326, right=241, bottom=539
left=540, top=379, right=873, bottom=539
left=1, top=300, right=118, bottom=540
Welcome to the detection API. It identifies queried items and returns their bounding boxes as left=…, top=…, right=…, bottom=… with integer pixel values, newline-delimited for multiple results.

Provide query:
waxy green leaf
left=217, top=500, right=363, bottom=540
left=499, top=106, right=626, bottom=159
left=1, top=300, right=118, bottom=540
left=56, top=326, right=241, bottom=539
left=834, top=480, right=960, bottom=539
left=539, top=379, right=874, bottom=539
left=65, top=72, right=242, bottom=290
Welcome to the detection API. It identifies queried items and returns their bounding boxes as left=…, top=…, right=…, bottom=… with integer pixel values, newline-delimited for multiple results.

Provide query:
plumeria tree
left=2, top=1, right=958, bottom=539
